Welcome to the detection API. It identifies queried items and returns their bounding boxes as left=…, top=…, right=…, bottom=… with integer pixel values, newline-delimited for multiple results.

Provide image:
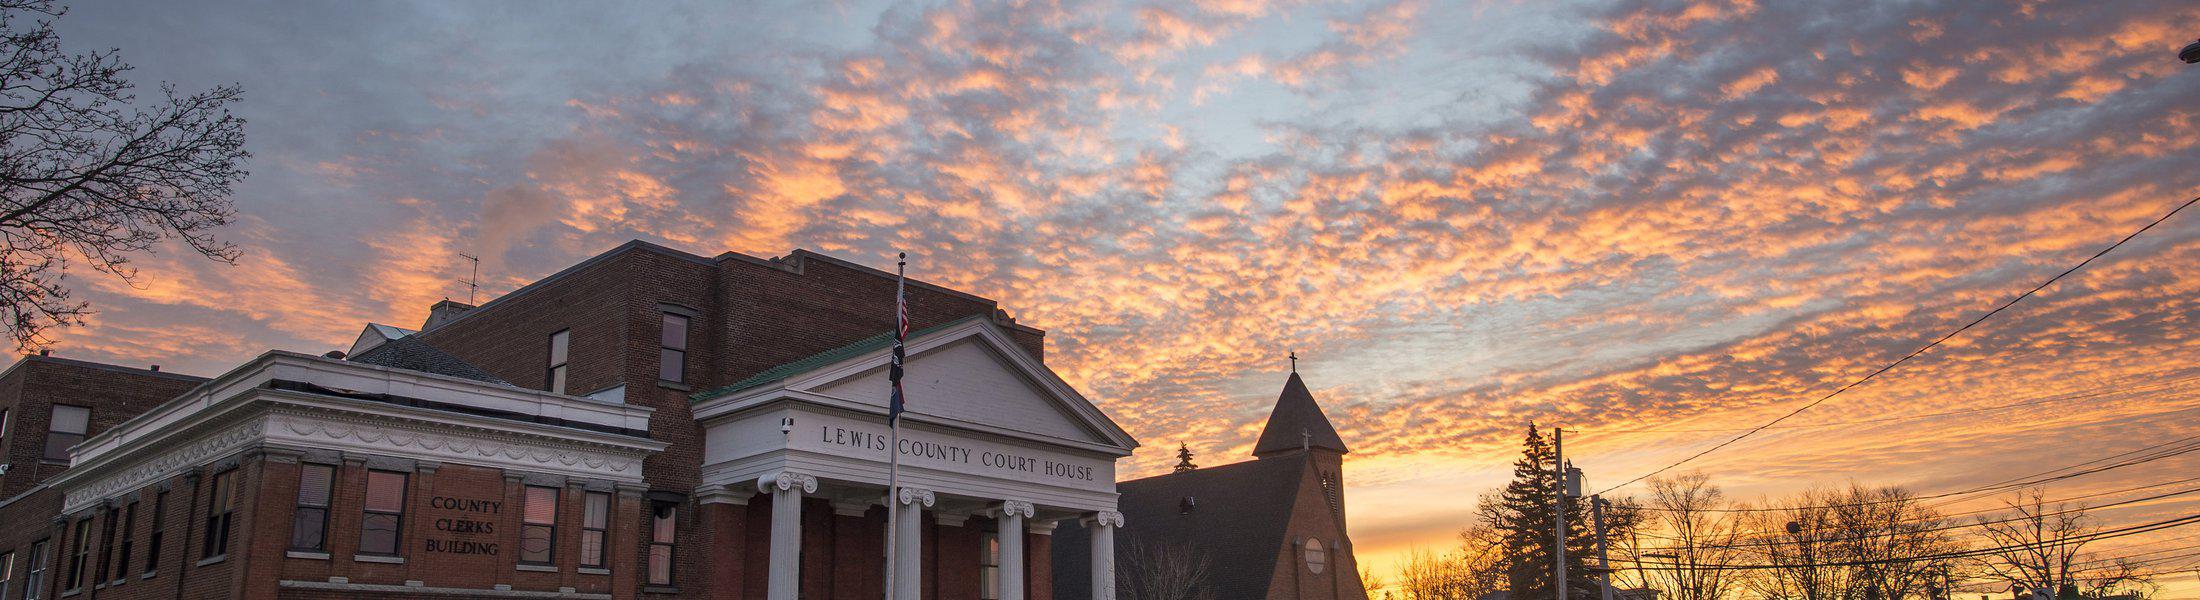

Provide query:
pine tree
left=1494, top=424, right=1598, bottom=600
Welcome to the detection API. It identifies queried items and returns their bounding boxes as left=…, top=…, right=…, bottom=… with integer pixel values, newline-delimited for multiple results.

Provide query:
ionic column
left=991, top=501, right=1036, bottom=600
left=891, top=487, right=935, bottom=600
left=1084, top=510, right=1124, bottom=600
left=760, top=472, right=818, bottom=600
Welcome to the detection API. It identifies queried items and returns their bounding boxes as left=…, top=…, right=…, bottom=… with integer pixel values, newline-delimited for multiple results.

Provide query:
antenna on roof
left=457, top=253, right=481, bottom=304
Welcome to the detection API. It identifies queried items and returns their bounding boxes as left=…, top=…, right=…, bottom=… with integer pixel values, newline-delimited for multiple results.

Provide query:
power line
left=1578, top=373, right=2200, bottom=435
left=1613, top=511, right=2200, bottom=571
left=1628, top=483, right=2200, bottom=551
left=1593, top=193, right=2200, bottom=495
left=1621, top=432, right=2200, bottom=515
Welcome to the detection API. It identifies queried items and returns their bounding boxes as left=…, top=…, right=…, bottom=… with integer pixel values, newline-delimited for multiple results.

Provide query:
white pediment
left=812, top=336, right=1100, bottom=442
left=711, top=317, right=1136, bottom=453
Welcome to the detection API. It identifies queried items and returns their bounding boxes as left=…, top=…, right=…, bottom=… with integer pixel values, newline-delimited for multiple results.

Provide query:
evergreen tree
left=1494, top=424, right=1598, bottom=600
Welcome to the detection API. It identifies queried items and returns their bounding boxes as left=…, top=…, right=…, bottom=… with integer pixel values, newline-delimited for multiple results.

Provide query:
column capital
left=1082, top=510, right=1125, bottom=528
left=988, top=500, right=1036, bottom=519
left=895, top=487, right=936, bottom=507
left=759, top=471, right=819, bottom=495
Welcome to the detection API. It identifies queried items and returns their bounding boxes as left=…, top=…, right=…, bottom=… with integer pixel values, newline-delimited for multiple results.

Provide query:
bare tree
left=0, top=0, right=248, bottom=348
left=1117, top=540, right=1216, bottom=600
left=1972, top=488, right=2155, bottom=600
left=1634, top=473, right=1747, bottom=600
left=1393, top=523, right=1508, bottom=600
left=1746, top=485, right=1962, bottom=600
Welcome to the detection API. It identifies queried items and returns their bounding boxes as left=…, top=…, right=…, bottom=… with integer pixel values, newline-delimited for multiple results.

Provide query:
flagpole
left=883, top=252, right=907, bottom=600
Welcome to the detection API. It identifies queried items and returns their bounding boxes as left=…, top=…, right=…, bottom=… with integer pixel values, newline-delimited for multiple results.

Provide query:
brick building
left=0, top=240, right=1138, bottom=600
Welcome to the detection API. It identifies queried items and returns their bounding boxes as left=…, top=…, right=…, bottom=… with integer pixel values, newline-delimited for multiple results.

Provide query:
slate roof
left=688, top=314, right=987, bottom=403
left=1252, top=372, right=1350, bottom=456
left=347, top=336, right=512, bottom=385
left=1122, top=457, right=1308, bottom=598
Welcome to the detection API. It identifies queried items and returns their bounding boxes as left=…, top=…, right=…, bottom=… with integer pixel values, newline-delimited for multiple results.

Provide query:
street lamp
left=2183, top=39, right=2200, bottom=64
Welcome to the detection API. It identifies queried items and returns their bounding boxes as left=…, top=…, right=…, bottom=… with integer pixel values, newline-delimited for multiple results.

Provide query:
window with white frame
left=980, top=531, right=1001, bottom=599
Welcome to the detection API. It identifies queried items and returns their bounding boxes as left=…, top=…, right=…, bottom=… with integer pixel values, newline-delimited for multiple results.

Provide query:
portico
left=690, top=316, right=1138, bottom=600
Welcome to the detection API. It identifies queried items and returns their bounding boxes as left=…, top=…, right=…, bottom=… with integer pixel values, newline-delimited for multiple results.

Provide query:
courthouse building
left=0, top=240, right=1138, bottom=600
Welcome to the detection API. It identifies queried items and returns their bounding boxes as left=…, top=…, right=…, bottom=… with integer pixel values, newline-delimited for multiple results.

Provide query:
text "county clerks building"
left=0, top=240, right=1138, bottom=600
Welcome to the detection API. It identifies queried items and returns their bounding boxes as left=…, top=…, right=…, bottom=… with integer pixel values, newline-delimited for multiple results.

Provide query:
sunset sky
left=24, top=0, right=2200, bottom=590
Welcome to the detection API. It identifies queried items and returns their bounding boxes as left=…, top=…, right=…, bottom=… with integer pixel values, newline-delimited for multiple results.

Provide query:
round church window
left=1305, top=538, right=1327, bottom=574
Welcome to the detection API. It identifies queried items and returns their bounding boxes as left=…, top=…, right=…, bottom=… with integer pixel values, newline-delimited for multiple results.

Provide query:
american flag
left=889, top=253, right=908, bottom=423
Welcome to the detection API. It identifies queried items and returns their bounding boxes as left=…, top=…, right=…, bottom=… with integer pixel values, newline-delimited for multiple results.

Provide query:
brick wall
left=417, top=241, right=1056, bottom=599
left=0, top=357, right=206, bottom=499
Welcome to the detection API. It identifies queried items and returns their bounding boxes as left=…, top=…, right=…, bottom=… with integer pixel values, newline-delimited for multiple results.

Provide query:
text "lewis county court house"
left=0, top=240, right=1157, bottom=600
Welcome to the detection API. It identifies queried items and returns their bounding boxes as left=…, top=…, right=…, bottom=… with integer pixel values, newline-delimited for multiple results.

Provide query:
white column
left=893, top=487, right=935, bottom=600
left=1085, top=510, right=1124, bottom=600
left=993, top=501, right=1035, bottom=600
left=761, top=472, right=817, bottom=600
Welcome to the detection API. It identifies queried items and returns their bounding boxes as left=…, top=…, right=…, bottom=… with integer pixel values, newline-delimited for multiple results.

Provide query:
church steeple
left=1251, top=371, right=1349, bottom=458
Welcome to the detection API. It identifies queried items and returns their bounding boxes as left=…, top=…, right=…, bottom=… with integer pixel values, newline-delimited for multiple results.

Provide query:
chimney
left=149, top=365, right=160, bottom=372
left=421, top=299, right=477, bottom=331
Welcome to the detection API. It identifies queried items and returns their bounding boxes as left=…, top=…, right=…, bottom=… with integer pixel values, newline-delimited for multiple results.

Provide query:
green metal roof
left=688, top=314, right=988, bottom=403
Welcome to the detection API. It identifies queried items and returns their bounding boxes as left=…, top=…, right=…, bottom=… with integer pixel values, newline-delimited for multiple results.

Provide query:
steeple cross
left=1301, top=427, right=1311, bottom=452
left=1289, top=350, right=1298, bottom=373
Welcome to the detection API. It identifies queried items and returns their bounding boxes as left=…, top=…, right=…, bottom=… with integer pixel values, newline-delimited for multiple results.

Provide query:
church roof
left=1059, top=457, right=1310, bottom=599
left=1252, top=372, right=1349, bottom=457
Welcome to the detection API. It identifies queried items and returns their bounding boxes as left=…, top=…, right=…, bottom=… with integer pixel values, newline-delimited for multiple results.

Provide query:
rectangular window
left=65, top=519, right=88, bottom=591
left=94, top=505, right=116, bottom=583
left=547, top=329, right=570, bottom=394
left=202, top=469, right=236, bottom=559
left=291, top=464, right=334, bottom=552
left=580, top=492, right=609, bottom=568
left=111, top=501, right=135, bottom=584
left=359, top=470, right=407, bottom=556
left=647, top=502, right=676, bottom=586
left=520, top=486, right=558, bottom=565
left=23, top=540, right=46, bottom=600
left=658, top=313, right=689, bottom=383
left=1, top=550, right=14, bottom=600
left=44, top=405, right=89, bottom=461
left=981, top=532, right=1001, bottom=600
left=145, top=490, right=165, bottom=575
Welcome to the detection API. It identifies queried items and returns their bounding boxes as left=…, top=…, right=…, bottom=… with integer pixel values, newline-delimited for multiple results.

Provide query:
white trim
left=693, top=318, right=1135, bottom=453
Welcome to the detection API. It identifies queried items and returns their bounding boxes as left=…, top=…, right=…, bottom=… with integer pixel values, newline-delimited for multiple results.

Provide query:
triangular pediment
left=775, top=319, right=1137, bottom=451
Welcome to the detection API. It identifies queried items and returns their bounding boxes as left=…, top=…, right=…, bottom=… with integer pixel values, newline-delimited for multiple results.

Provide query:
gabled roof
left=347, top=336, right=510, bottom=385
left=1060, top=457, right=1309, bottom=598
left=689, top=315, right=1137, bottom=453
left=689, top=314, right=987, bottom=402
left=1252, top=372, right=1350, bottom=457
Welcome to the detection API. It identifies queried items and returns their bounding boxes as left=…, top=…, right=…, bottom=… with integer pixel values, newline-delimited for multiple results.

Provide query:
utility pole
left=1556, top=428, right=1568, bottom=600
left=1592, top=495, right=1615, bottom=600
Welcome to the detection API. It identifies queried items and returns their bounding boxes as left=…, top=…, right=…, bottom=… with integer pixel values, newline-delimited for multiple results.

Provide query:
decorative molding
left=758, top=471, right=818, bottom=495
left=63, top=416, right=265, bottom=513
left=896, top=487, right=936, bottom=507
left=935, top=512, right=970, bottom=527
left=271, top=412, right=643, bottom=478
left=1028, top=520, right=1059, bottom=535
left=696, top=485, right=751, bottom=506
left=1082, top=510, right=1125, bottom=528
